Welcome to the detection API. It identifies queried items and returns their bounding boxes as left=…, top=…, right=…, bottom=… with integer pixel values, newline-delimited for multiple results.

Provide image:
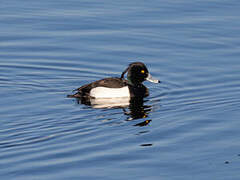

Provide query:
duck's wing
left=67, top=78, right=127, bottom=98
left=67, top=83, right=92, bottom=98
left=93, top=77, right=127, bottom=88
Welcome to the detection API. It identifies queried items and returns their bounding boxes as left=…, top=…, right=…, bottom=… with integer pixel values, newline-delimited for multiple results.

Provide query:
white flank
left=90, top=86, right=130, bottom=98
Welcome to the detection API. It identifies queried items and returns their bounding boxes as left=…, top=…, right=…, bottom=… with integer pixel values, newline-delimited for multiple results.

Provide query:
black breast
left=128, top=84, right=149, bottom=98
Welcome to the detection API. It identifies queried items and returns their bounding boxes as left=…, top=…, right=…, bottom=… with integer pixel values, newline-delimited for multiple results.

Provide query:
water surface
left=1, top=0, right=240, bottom=179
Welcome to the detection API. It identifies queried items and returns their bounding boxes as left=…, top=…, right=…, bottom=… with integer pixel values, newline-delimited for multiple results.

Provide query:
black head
left=121, top=62, right=160, bottom=85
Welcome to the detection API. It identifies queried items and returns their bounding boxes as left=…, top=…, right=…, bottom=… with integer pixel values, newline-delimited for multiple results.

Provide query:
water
left=1, top=0, right=240, bottom=179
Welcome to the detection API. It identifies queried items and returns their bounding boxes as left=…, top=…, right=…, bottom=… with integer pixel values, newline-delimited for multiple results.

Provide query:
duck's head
left=121, top=62, right=160, bottom=85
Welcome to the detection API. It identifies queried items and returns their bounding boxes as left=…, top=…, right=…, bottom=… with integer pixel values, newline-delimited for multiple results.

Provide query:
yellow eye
left=141, top=70, right=145, bottom=74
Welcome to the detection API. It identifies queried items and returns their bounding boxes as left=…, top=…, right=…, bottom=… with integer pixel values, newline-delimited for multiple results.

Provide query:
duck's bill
left=146, top=73, right=160, bottom=83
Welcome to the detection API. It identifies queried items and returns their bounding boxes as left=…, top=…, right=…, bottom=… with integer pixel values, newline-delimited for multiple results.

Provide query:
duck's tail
left=67, top=92, right=82, bottom=98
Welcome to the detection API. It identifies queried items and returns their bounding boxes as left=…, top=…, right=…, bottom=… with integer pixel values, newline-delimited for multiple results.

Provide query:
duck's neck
left=127, top=77, right=142, bottom=87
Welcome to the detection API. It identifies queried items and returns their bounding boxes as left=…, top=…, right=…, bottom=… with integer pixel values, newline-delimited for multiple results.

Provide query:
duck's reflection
left=75, top=96, right=153, bottom=126
left=124, top=97, right=152, bottom=127
left=134, top=120, right=152, bottom=127
left=124, top=97, right=152, bottom=120
left=76, top=96, right=130, bottom=109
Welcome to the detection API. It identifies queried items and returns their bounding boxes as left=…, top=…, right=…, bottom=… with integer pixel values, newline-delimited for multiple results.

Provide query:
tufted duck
left=67, top=62, right=159, bottom=99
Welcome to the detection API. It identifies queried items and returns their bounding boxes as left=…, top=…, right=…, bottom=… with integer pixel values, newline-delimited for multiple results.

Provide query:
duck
left=67, top=62, right=160, bottom=99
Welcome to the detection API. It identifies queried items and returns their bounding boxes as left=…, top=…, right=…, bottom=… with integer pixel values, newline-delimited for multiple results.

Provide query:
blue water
left=1, top=0, right=240, bottom=179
